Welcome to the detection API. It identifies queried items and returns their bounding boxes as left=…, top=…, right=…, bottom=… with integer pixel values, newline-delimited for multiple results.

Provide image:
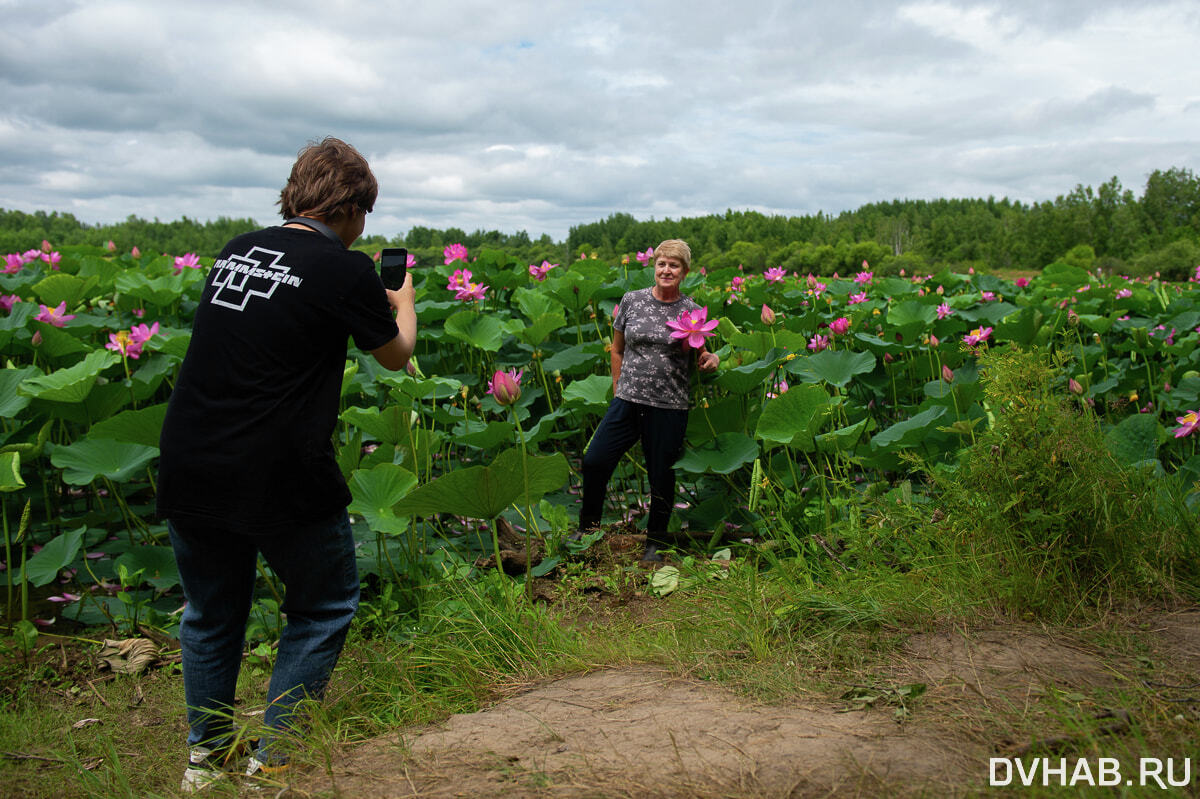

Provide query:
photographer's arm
left=371, top=273, right=417, bottom=371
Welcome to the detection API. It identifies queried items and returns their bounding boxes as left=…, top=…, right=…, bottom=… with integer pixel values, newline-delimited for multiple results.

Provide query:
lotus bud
left=106, top=240, right=116, bottom=252
left=936, top=285, right=944, bottom=295
left=131, top=246, right=141, bottom=258
left=41, top=239, right=52, bottom=253
left=1068, top=378, right=1083, bottom=395
left=32, top=330, right=42, bottom=347
left=883, top=353, right=895, bottom=364
left=489, top=369, right=523, bottom=406
left=1067, top=309, right=1079, bottom=327
left=929, top=334, right=939, bottom=347
left=942, top=365, right=954, bottom=383
left=761, top=304, right=776, bottom=326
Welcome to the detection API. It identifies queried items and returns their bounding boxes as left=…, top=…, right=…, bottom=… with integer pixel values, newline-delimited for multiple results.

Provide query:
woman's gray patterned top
left=613, top=287, right=701, bottom=410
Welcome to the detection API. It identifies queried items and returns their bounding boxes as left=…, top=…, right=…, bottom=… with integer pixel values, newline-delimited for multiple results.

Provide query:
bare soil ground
left=290, top=609, right=1200, bottom=799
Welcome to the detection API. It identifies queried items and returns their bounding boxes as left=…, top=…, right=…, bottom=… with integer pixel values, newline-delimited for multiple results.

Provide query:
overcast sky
left=1, top=0, right=1197, bottom=243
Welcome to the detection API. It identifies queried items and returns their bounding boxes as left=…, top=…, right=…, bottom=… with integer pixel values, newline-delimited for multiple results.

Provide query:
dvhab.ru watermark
left=990, top=757, right=1193, bottom=789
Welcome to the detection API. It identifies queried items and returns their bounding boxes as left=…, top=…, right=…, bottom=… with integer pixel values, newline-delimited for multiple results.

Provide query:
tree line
left=2, top=167, right=1198, bottom=277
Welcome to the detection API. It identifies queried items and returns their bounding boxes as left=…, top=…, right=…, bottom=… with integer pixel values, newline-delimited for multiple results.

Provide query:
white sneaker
left=180, top=747, right=226, bottom=793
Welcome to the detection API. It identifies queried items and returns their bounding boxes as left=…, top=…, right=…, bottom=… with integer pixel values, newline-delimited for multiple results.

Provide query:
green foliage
left=925, top=348, right=1199, bottom=612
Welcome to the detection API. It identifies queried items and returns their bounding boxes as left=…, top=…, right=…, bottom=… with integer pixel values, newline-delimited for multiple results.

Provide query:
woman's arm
left=611, top=329, right=625, bottom=394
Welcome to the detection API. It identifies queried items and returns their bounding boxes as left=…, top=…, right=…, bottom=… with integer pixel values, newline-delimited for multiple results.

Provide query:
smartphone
left=379, top=248, right=408, bottom=290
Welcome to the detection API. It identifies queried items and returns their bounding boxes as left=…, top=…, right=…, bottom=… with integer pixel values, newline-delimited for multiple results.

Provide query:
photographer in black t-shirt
left=158, top=137, right=416, bottom=790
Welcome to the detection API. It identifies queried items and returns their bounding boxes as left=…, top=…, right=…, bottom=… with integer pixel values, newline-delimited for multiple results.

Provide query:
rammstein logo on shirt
left=209, top=247, right=303, bottom=311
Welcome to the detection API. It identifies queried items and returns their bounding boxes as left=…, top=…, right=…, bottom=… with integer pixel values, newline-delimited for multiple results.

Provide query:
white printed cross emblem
left=209, top=247, right=303, bottom=311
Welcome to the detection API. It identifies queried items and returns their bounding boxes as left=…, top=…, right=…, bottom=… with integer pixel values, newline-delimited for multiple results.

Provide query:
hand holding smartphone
left=380, top=248, right=409, bottom=290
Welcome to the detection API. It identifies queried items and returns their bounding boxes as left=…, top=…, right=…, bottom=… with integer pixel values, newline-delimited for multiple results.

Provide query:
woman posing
left=579, top=239, right=718, bottom=560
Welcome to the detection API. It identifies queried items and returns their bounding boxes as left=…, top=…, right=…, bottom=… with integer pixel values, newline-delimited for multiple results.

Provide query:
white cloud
left=0, top=0, right=1195, bottom=241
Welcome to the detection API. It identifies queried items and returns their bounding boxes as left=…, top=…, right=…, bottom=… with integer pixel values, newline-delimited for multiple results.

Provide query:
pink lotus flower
left=41, top=240, right=52, bottom=253
left=848, top=291, right=867, bottom=304
left=22, top=249, right=41, bottom=262
left=854, top=271, right=873, bottom=285
left=829, top=316, right=850, bottom=336
left=1015, top=277, right=1030, bottom=288
left=636, top=247, right=654, bottom=266
left=666, top=306, right=719, bottom=350
left=1173, top=411, right=1200, bottom=438
left=456, top=280, right=488, bottom=303
left=936, top=302, right=952, bottom=320
left=766, top=380, right=789, bottom=399
left=807, top=333, right=830, bottom=352
left=963, top=326, right=992, bottom=347
left=730, top=275, right=745, bottom=292
left=173, top=253, right=201, bottom=274
left=47, top=592, right=81, bottom=603
left=41, top=251, right=61, bottom=270
left=488, top=368, right=523, bottom=405
left=3, top=254, right=22, bottom=274
left=764, top=267, right=786, bottom=283
left=0, top=294, right=20, bottom=312
left=443, top=243, right=468, bottom=265
left=761, top=304, right=775, bottom=326
left=35, top=301, right=75, bottom=327
left=528, top=260, right=558, bottom=281
left=1116, top=288, right=1132, bottom=299
left=105, top=240, right=116, bottom=252
left=131, top=246, right=141, bottom=258
left=981, top=291, right=995, bottom=302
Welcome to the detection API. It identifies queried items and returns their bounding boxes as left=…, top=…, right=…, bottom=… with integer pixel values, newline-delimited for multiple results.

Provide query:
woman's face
left=654, top=255, right=688, bottom=294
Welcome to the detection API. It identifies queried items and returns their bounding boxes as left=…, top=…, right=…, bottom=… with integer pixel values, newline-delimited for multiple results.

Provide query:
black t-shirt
left=156, top=226, right=398, bottom=534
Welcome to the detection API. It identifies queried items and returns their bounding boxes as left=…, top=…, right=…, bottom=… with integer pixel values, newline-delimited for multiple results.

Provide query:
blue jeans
left=580, top=397, right=689, bottom=540
left=168, top=509, right=359, bottom=761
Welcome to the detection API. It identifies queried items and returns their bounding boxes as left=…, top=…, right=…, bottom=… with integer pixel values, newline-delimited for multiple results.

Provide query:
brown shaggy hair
left=277, top=137, right=378, bottom=221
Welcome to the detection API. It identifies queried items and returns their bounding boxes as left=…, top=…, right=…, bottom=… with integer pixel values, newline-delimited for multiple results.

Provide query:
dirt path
left=293, top=610, right=1200, bottom=798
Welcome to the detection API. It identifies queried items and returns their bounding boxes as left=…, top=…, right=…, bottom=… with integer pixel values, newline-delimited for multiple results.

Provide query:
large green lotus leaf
left=32, top=273, right=98, bottom=309
left=23, top=526, right=86, bottom=588
left=876, top=277, right=919, bottom=297
left=19, top=349, right=118, bottom=403
left=0, top=366, right=39, bottom=418
left=394, top=448, right=568, bottom=520
left=994, top=306, right=1041, bottom=346
left=156, top=331, right=192, bottom=361
left=542, top=342, right=606, bottom=374
left=341, top=405, right=411, bottom=446
left=561, top=374, right=612, bottom=410
left=0, top=451, right=24, bottom=492
left=959, top=301, right=1020, bottom=327
left=548, top=272, right=604, bottom=306
left=816, top=418, right=872, bottom=454
left=31, top=322, right=89, bottom=358
left=114, top=546, right=181, bottom=591
left=130, top=355, right=174, bottom=401
left=444, top=309, right=506, bottom=351
left=716, top=357, right=778, bottom=394
left=1105, top=412, right=1160, bottom=465
left=786, top=349, right=876, bottom=388
left=378, top=373, right=461, bottom=401
left=870, top=407, right=947, bottom=452
left=687, top=396, right=752, bottom=446
left=87, top=403, right=168, bottom=448
left=1077, top=314, right=1114, bottom=335
left=887, top=300, right=938, bottom=332
left=349, top=463, right=419, bottom=534
left=513, top=287, right=566, bottom=319
left=113, top=271, right=188, bottom=306
left=514, top=312, right=567, bottom=347
left=755, top=383, right=834, bottom=450
left=50, top=438, right=159, bottom=485
left=1167, top=310, right=1200, bottom=334
left=676, top=432, right=758, bottom=475
left=454, top=420, right=515, bottom=449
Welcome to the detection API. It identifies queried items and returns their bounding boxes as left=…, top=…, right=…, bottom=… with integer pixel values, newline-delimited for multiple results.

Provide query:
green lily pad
left=349, top=463, right=419, bottom=534
left=676, top=432, right=758, bottom=475
left=786, top=350, right=876, bottom=388
left=394, top=448, right=568, bottom=519
left=50, top=438, right=159, bottom=485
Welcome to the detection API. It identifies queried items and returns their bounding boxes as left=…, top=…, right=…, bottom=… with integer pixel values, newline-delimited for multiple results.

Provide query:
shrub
left=920, top=348, right=1198, bottom=613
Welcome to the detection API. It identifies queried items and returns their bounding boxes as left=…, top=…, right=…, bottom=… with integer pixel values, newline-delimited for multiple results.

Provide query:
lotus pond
left=3, top=242, right=1200, bottom=639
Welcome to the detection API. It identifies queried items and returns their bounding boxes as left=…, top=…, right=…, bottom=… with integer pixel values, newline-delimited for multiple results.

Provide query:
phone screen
left=379, top=248, right=408, bottom=290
